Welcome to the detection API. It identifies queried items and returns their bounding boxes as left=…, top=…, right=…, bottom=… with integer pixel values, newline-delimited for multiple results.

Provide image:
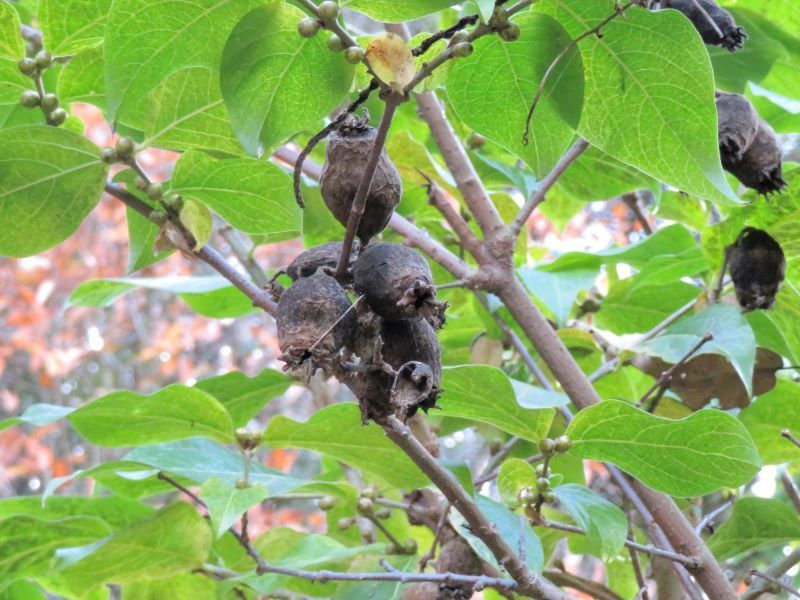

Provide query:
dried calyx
left=661, top=0, right=746, bottom=52
left=353, top=242, right=447, bottom=329
left=728, top=227, right=786, bottom=311
left=319, top=113, right=402, bottom=245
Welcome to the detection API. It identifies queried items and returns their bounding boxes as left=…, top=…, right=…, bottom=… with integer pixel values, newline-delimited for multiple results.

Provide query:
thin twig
left=419, top=169, right=483, bottom=257
left=749, top=570, right=800, bottom=599
left=365, top=513, right=404, bottom=550
left=627, top=513, right=650, bottom=600
left=742, top=547, right=800, bottom=600
left=711, top=246, right=732, bottom=303
left=781, top=428, right=800, bottom=449
left=622, top=192, right=653, bottom=235
left=157, top=472, right=206, bottom=508
left=780, top=469, right=800, bottom=514
left=694, top=500, right=732, bottom=535
left=418, top=503, right=450, bottom=571
left=218, top=224, right=268, bottom=287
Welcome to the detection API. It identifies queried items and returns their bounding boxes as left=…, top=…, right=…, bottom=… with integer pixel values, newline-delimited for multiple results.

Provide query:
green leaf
left=637, top=304, right=756, bottom=395
left=57, top=46, right=106, bottom=110
left=56, top=502, right=212, bottom=586
left=264, top=403, right=428, bottom=489
left=0, top=496, right=153, bottom=530
left=123, top=573, right=216, bottom=600
left=536, top=0, right=739, bottom=204
left=441, top=366, right=554, bottom=442
left=125, top=438, right=309, bottom=496
left=0, top=403, right=75, bottom=432
left=220, top=3, right=355, bottom=155
left=200, top=478, right=268, bottom=538
left=39, top=0, right=111, bottom=55
left=445, top=12, right=583, bottom=177
left=739, top=380, right=800, bottom=465
left=0, top=581, right=47, bottom=600
left=730, top=0, right=800, bottom=39
left=497, top=458, right=537, bottom=507
left=104, top=0, right=261, bottom=124
left=178, top=198, right=213, bottom=250
left=519, top=267, right=597, bottom=326
left=708, top=497, right=800, bottom=560
left=552, top=484, right=627, bottom=559
left=171, top=150, right=301, bottom=236
left=596, top=279, right=700, bottom=335
left=567, top=400, right=761, bottom=497
left=0, top=3, right=31, bottom=106
left=195, top=369, right=293, bottom=428
left=0, top=516, right=109, bottom=582
left=0, top=125, right=107, bottom=257
left=555, top=146, right=658, bottom=202
left=341, top=0, right=453, bottom=22
left=68, top=384, right=235, bottom=446
left=67, top=276, right=256, bottom=318
left=511, top=379, right=569, bottom=409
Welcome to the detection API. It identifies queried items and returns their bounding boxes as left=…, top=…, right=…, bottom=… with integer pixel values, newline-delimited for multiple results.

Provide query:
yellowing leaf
left=179, top=200, right=213, bottom=251
left=366, top=33, right=415, bottom=89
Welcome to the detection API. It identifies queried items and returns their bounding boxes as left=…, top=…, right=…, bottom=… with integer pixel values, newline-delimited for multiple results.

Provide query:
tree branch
left=742, top=547, right=800, bottom=600
left=781, top=428, right=800, bottom=450
left=419, top=169, right=484, bottom=257
left=748, top=569, right=800, bottom=599
left=780, top=468, right=800, bottom=514
left=694, top=499, right=732, bottom=535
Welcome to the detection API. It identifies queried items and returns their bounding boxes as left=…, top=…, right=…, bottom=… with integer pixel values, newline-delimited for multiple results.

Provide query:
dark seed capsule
left=716, top=91, right=758, bottom=162
left=276, top=270, right=354, bottom=373
left=436, top=537, right=484, bottom=578
left=724, top=119, right=785, bottom=195
left=285, top=241, right=360, bottom=281
left=728, top=227, right=785, bottom=311
left=353, top=242, right=446, bottom=328
left=661, top=0, right=746, bottom=52
left=319, top=115, right=402, bottom=244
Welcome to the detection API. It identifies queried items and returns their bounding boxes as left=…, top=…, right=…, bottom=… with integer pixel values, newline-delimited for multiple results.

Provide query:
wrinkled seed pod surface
left=729, top=227, right=786, bottom=310
left=716, top=91, right=759, bottom=162
left=662, top=0, right=746, bottom=51
left=353, top=242, right=445, bottom=327
left=319, top=118, right=402, bottom=244
left=286, top=241, right=360, bottom=281
left=724, top=118, right=785, bottom=195
left=276, top=270, right=354, bottom=367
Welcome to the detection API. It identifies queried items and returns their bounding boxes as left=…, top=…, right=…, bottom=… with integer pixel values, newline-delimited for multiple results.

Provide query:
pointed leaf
left=200, top=478, right=268, bottom=537
left=708, top=497, right=800, bottom=559
left=552, top=484, right=627, bottom=559
left=0, top=404, right=74, bottom=432
left=739, top=380, right=800, bottom=464
left=195, top=369, right=293, bottom=427
left=39, top=0, right=111, bottom=55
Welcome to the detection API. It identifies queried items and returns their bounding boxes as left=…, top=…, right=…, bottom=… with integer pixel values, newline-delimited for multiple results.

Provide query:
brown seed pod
left=662, top=0, right=746, bottom=52
left=723, top=119, right=786, bottom=195
left=276, top=270, right=354, bottom=374
left=285, top=241, right=360, bottom=281
left=319, top=114, right=402, bottom=244
left=729, top=227, right=786, bottom=310
left=353, top=242, right=447, bottom=329
left=716, top=91, right=759, bottom=163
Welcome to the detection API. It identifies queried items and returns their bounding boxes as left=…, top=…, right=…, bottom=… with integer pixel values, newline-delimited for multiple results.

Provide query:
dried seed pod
left=353, top=242, right=447, bottom=328
left=729, top=227, right=786, bottom=310
left=716, top=91, right=759, bottom=162
left=435, top=537, right=485, bottom=597
left=662, top=0, right=746, bottom=52
left=276, top=270, right=354, bottom=374
left=723, top=119, right=786, bottom=195
left=400, top=583, right=440, bottom=600
left=285, top=241, right=360, bottom=281
left=319, top=114, right=402, bottom=244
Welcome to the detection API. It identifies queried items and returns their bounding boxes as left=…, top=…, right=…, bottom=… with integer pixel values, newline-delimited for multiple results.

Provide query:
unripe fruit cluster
left=18, top=51, right=67, bottom=126
left=296, top=1, right=365, bottom=64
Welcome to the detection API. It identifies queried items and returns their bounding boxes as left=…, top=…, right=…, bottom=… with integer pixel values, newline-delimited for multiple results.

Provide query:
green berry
left=165, top=193, right=183, bottom=211
left=387, top=543, right=400, bottom=555
left=499, top=23, right=521, bottom=42
left=318, top=495, right=338, bottom=511
left=147, top=183, right=164, bottom=200
left=235, top=427, right=261, bottom=449
left=49, top=108, right=67, bottom=126
left=534, top=464, right=547, bottom=477
left=318, top=1, right=340, bottom=21
left=543, top=491, right=556, bottom=504
left=40, top=93, right=59, bottom=111
left=491, top=7, right=509, bottom=27
left=375, top=507, right=392, bottom=519
left=361, top=484, right=378, bottom=499
left=18, top=57, right=37, bottom=76
left=34, top=50, right=52, bottom=69
left=344, top=46, right=365, bottom=64
left=536, top=477, right=550, bottom=491
left=402, top=539, right=418, bottom=554
left=149, top=210, right=168, bottom=225
left=466, top=132, right=486, bottom=150
left=99, top=147, right=118, bottom=164
left=115, top=136, right=135, bottom=156
left=337, top=517, right=355, bottom=530
left=518, top=486, right=537, bottom=505
left=555, top=435, right=572, bottom=453
left=19, top=90, right=40, bottom=108
left=451, top=42, right=473, bottom=58
left=235, top=478, right=249, bottom=489
left=327, top=33, right=345, bottom=52
left=539, top=438, right=556, bottom=455
left=357, top=497, right=374, bottom=514
left=297, top=17, right=321, bottom=38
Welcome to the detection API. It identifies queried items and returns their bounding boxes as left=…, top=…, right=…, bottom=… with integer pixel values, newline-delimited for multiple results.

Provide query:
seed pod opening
left=662, top=0, right=746, bottom=52
left=723, top=118, right=786, bottom=195
left=319, top=114, right=402, bottom=244
left=353, top=242, right=447, bottom=328
left=285, top=241, right=360, bottom=281
left=716, top=91, right=759, bottom=163
left=728, top=227, right=786, bottom=311
left=276, top=270, right=354, bottom=375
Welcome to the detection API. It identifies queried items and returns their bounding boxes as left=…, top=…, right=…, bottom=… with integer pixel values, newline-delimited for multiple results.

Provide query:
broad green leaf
left=123, top=573, right=216, bottom=600
left=67, top=276, right=256, bottom=318
left=731, top=0, right=800, bottom=39
left=536, top=0, right=739, bottom=204
left=497, top=458, right=537, bottom=507
left=596, top=279, right=700, bottom=335
left=42, top=462, right=186, bottom=502
left=0, top=496, right=153, bottom=530
left=441, top=366, right=554, bottom=442
left=446, top=12, right=583, bottom=177
left=195, top=369, right=293, bottom=427
left=58, top=46, right=106, bottom=110
left=556, top=146, right=658, bottom=203
left=220, top=3, right=355, bottom=155
left=171, top=150, right=301, bottom=236
left=264, top=403, right=428, bottom=489
left=126, top=438, right=309, bottom=496
left=57, top=502, right=212, bottom=586
left=708, top=497, right=800, bottom=559
left=0, top=403, right=74, bottom=432
left=567, top=400, right=761, bottom=497
left=637, top=304, right=756, bottom=395
left=748, top=83, right=800, bottom=134
left=739, top=380, right=800, bottom=464
left=0, top=581, right=47, bottom=600
left=552, top=484, right=627, bottom=559
left=39, top=0, right=111, bottom=55
left=0, top=3, right=30, bottom=106
left=0, top=516, right=109, bottom=581
left=341, top=0, right=453, bottom=22
left=68, top=384, right=235, bottom=446
left=519, top=267, right=597, bottom=325
left=0, top=125, right=107, bottom=257
left=200, top=478, right=268, bottom=538
left=511, top=379, right=569, bottom=409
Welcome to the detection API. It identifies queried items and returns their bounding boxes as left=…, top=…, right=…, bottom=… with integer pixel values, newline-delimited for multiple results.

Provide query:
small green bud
left=135, top=176, right=149, bottom=191
left=99, top=147, right=118, bottom=164
left=357, top=497, right=374, bottom=514
left=318, top=1, right=340, bottom=21
left=40, top=93, right=59, bottom=111
left=386, top=543, right=400, bottom=555
left=361, top=484, right=379, bottom=499
left=49, top=108, right=67, bottom=126
left=543, top=491, right=556, bottom=504
left=235, top=478, right=249, bottom=489
left=318, top=496, right=338, bottom=511
left=344, top=46, right=365, bottom=64
left=235, top=427, right=262, bottom=450
left=536, top=477, right=550, bottom=491
left=297, top=17, right=321, bottom=38
left=147, top=183, right=164, bottom=200
left=34, top=50, right=52, bottom=69
left=451, top=42, right=473, bottom=58
left=19, top=90, right=40, bottom=108
left=534, top=464, right=547, bottom=477
left=165, top=193, right=183, bottom=211
left=402, top=539, right=418, bottom=554
left=466, top=132, right=486, bottom=150
left=555, top=435, right=572, bottom=453
left=337, top=517, right=356, bottom=530
left=115, top=136, right=135, bottom=157
left=518, top=486, right=538, bottom=505
left=375, top=507, right=392, bottom=519
left=327, top=33, right=345, bottom=52
left=499, top=23, right=521, bottom=42
left=491, top=7, right=509, bottom=27
left=149, top=210, right=168, bottom=225
left=539, top=438, right=556, bottom=455
left=18, top=57, right=37, bottom=76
